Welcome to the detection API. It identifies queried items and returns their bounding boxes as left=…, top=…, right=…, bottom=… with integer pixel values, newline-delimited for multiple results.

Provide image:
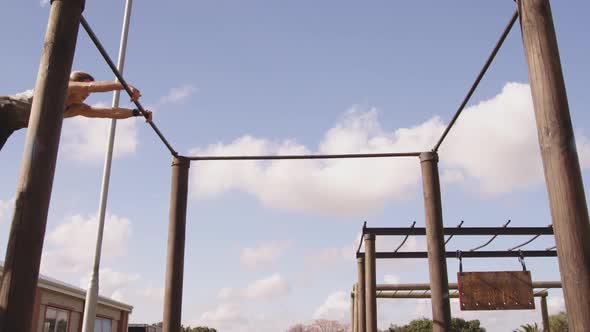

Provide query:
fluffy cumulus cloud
left=41, top=213, right=132, bottom=276
left=189, top=110, right=435, bottom=216
left=218, top=273, right=290, bottom=300
left=61, top=105, right=138, bottom=163
left=440, top=83, right=542, bottom=194
left=240, top=240, right=293, bottom=269
left=189, top=83, right=590, bottom=215
left=159, top=85, right=198, bottom=104
left=80, top=268, right=140, bottom=301
left=313, top=291, right=350, bottom=322
left=196, top=303, right=248, bottom=330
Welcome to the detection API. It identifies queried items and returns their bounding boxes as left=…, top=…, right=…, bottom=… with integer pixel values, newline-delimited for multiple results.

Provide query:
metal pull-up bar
left=357, top=250, right=557, bottom=259
left=184, top=151, right=421, bottom=161
left=432, top=10, right=519, bottom=152
left=80, top=16, right=178, bottom=157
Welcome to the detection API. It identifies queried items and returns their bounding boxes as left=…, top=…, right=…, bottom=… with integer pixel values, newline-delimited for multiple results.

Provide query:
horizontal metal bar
left=365, top=226, right=554, bottom=236
left=357, top=250, right=557, bottom=259
left=377, top=291, right=549, bottom=299
left=182, top=152, right=421, bottom=161
left=80, top=16, right=178, bottom=156
left=376, top=281, right=562, bottom=291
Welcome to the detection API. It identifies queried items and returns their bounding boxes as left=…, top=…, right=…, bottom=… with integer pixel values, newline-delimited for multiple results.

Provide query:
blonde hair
left=70, top=71, right=95, bottom=82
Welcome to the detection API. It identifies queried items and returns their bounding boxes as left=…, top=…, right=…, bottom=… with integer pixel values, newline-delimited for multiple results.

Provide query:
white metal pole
left=81, top=1, right=133, bottom=331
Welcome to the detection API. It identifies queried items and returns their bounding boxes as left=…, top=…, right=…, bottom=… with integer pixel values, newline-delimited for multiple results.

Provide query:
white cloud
left=313, top=291, right=350, bottom=322
left=548, top=295, right=565, bottom=313
left=139, top=284, right=165, bottom=302
left=40, top=0, right=49, bottom=7
left=196, top=303, right=247, bottom=330
left=306, top=241, right=356, bottom=267
left=61, top=105, right=138, bottom=162
left=305, top=232, right=363, bottom=269
left=80, top=268, right=140, bottom=301
left=439, top=83, right=543, bottom=194
left=41, top=213, right=132, bottom=277
left=218, top=273, right=290, bottom=300
left=189, top=83, right=590, bottom=214
left=244, top=273, right=290, bottom=299
left=190, top=111, right=434, bottom=216
left=159, top=85, right=197, bottom=104
left=240, top=240, right=293, bottom=269
left=0, top=198, right=14, bottom=222
left=191, top=83, right=590, bottom=215
left=383, top=274, right=400, bottom=284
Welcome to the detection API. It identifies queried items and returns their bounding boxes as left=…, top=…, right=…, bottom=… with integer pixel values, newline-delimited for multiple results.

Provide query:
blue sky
left=1, top=1, right=590, bottom=331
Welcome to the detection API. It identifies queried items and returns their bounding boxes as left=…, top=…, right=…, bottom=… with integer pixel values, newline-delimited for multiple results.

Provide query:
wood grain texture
left=518, top=1, right=590, bottom=330
left=420, top=152, right=452, bottom=331
left=0, top=1, right=85, bottom=331
left=458, top=271, right=534, bottom=310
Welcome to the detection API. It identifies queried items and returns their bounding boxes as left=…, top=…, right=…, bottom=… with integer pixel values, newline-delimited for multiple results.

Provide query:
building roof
left=0, top=264, right=133, bottom=313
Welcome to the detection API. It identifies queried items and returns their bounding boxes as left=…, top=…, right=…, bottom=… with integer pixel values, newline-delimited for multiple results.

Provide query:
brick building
left=0, top=265, right=132, bottom=332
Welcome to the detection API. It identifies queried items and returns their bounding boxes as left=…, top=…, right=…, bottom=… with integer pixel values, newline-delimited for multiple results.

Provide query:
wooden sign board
left=458, top=271, right=534, bottom=310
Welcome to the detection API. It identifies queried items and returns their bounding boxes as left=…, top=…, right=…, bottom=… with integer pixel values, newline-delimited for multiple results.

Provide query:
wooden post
left=357, top=257, right=366, bottom=332
left=350, top=288, right=355, bottom=332
left=420, top=152, right=452, bottom=332
left=540, top=295, right=550, bottom=332
left=163, top=157, right=190, bottom=332
left=518, top=1, right=590, bottom=330
left=364, top=234, right=377, bottom=332
left=0, top=0, right=85, bottom=331
left=352, top=284, right=358, bottom=332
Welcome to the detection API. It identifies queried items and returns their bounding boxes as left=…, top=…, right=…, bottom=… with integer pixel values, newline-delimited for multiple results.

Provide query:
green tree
left=151, top=322, right=217, bottom=332
left=549, top=311, right=568, bottom=332
left=388, top=317, right=485, bottom=332
left=513, top=323, right=541, bottom=332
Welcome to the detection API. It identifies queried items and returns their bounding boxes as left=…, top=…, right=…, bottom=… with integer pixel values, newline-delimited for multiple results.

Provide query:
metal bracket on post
left=457, top=250, right=463, bottom=273
left=518, top=250, right=527, bottom=272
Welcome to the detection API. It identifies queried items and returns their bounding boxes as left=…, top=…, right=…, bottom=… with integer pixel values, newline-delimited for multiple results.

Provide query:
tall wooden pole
left=518, top=1, right=590, bottom=330
left=540, top=295, right=550, bottom=332
left=350, top=288, right=355, bottom=332
left=420, top=152, right=451, bottom=332
left=352, top=284, right=358, bottom=332
left=0, top=0, right=85, bottom=331
left=357, top=257, right=366, bottom=332
left=163, top=157, right=190, bottom=332
left=364, top=234, right=377, bottom=332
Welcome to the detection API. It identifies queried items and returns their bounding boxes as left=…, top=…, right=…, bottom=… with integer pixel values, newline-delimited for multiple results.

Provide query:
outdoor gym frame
left=1, top=1, right=589, bottom=332
left=354, top=222, right=559, bottom=332
left=350, top=282, right=562, bottom=332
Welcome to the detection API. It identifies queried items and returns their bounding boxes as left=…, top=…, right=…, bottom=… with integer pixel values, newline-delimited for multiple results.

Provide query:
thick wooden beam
left=420, top=152, right=452, bottom=332
left=540, top=295, right=550, bottom=332
left=357, top=258, right=366, bottom=332
left=163, top=157, right=190, bottom=332
left=518, top=1, right=590, bottom=331
left=0, top=0, right=85, bottom=331
left=364, top=234, right=377, bottom=332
